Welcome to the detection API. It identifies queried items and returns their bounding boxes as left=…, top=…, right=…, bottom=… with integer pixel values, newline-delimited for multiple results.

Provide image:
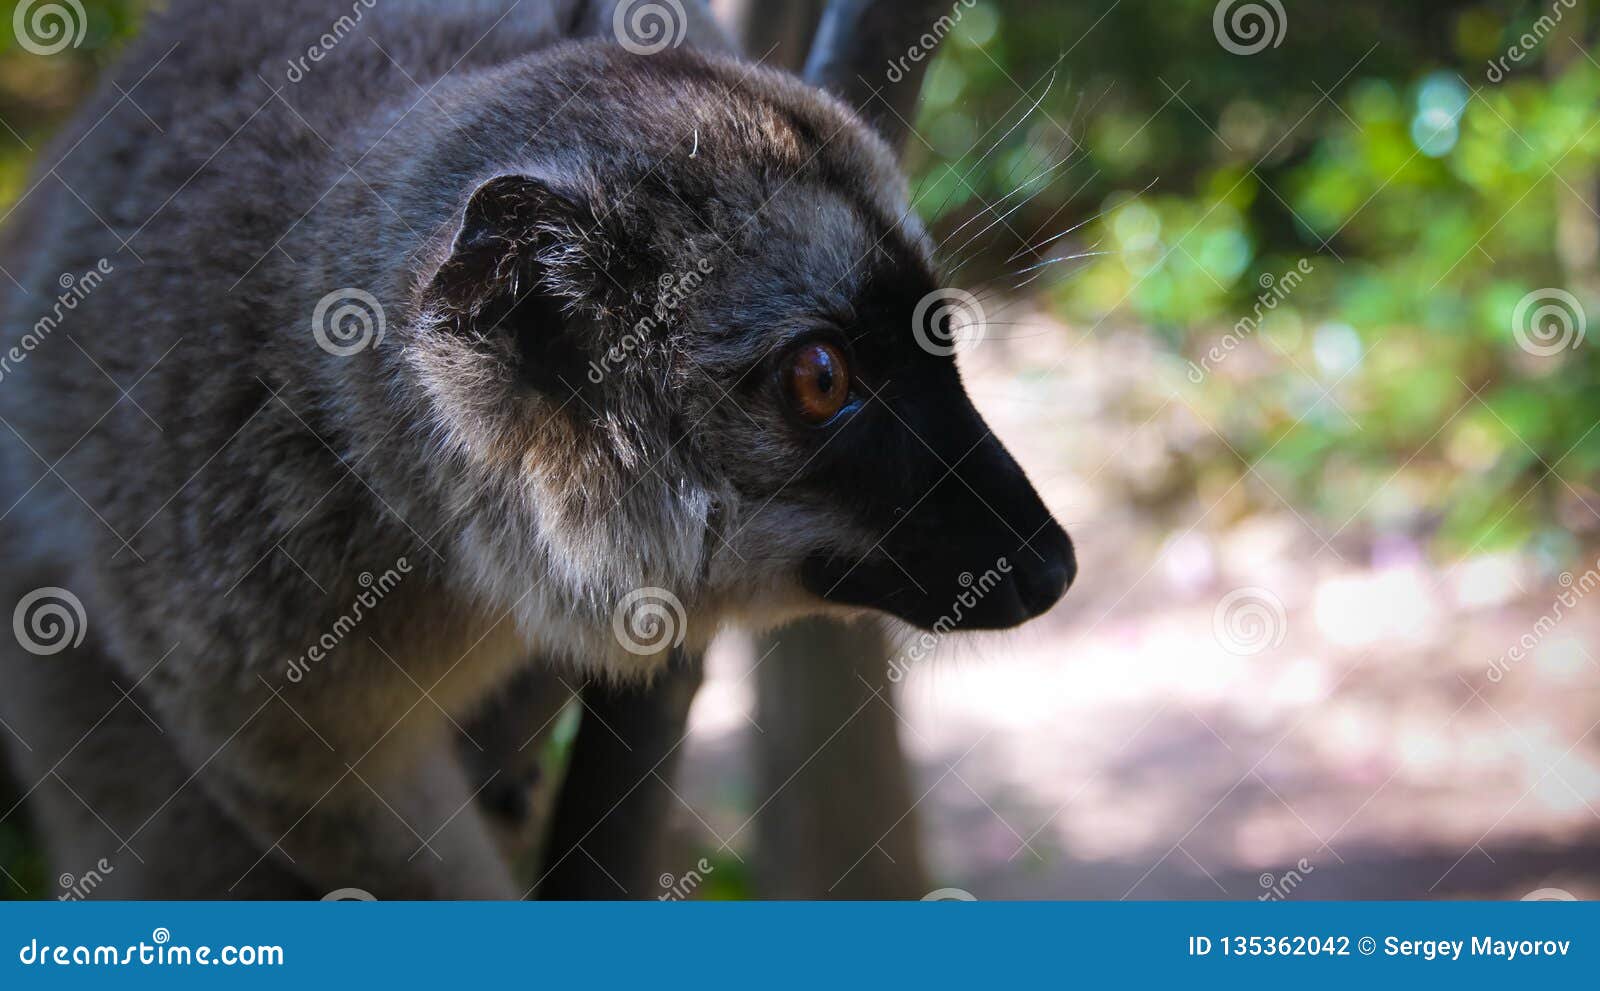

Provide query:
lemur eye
left=781, top=341, right=852, bottom=425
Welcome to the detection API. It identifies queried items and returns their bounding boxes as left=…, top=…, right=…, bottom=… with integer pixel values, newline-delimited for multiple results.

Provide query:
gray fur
left=0, top=0, right=1062, bottom=899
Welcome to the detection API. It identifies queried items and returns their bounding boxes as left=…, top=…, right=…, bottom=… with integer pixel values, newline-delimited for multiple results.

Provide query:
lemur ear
left=424, top=173, right=614, bottom=392
left=426, top=173, right=589, bottom=316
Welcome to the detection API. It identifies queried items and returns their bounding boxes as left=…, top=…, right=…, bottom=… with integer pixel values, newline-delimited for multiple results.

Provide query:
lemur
left=0, top=0, right=1074, bottom=899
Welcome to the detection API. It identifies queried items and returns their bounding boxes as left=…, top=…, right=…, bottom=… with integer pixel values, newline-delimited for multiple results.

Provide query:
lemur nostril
left=1019, top=556, right=1072, bottom=614
left=1015, top=526, right=1076, bottom=616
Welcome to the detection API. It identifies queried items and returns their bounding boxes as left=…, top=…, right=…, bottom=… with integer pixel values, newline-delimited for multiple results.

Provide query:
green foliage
left=0, top=0, right=144, bottom=201
left=916, top=0, right=1600, bottom=562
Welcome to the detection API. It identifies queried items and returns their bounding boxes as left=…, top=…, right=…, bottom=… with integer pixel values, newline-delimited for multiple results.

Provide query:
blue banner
left=0, top=901, right=1593, bottom=988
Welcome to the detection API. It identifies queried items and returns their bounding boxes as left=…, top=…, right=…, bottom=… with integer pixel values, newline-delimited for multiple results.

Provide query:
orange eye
left=781, top=341, right=852, bottom=425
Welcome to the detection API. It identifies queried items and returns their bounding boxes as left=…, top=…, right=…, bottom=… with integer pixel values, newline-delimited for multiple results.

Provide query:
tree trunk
left=710, top=0, right=823, bottom=70
left=803, top=0, right=948, bottom=147
left=753, top=618, right=927, bottom=898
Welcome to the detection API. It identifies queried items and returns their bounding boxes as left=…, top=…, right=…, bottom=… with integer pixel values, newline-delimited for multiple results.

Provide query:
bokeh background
left=4, top=0, right=1599, bottom=899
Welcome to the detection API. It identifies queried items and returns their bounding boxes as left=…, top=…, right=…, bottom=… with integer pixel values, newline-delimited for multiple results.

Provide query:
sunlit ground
left=677, top=305, right=1600, bottom=900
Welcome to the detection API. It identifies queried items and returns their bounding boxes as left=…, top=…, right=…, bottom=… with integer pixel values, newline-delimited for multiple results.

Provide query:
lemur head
left=404, top=44, right=1073, bottom=673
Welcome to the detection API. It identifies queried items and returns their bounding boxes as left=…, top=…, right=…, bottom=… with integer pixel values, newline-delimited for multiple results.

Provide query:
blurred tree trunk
left=711, top=0, right=822, bottom=69
left=753, top=618, right=927, bottom=898
left=716, top=0, right=949, bottom=900
left=1550, top=6, right=1597, bottom=295
left=801, top=0, right=948, bottom=146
